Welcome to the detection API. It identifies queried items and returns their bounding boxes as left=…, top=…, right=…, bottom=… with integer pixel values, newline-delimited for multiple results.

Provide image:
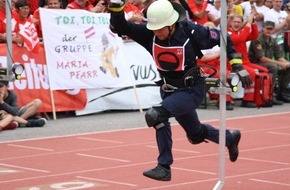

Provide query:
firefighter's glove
left=108, top=0, right=125, bottom=12
left=229, top=53, right=252, bottom=88
left=231, top=64, right=252, bottom=88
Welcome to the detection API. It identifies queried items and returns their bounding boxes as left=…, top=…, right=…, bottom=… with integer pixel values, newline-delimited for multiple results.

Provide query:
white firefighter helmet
left=146, top=0, right=186, bottom=30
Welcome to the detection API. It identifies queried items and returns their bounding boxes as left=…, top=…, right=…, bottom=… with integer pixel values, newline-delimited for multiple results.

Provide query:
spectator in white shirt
left=264, top=0, right=288, bottom=54
left=240, top=0, right=257, bottom=21
left=253, top=0, right=271, bottom=33
left=208, top=0, right=221, bottom=28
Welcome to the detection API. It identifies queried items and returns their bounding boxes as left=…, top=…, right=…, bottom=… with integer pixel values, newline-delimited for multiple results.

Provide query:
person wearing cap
left=249, top=21, right=290, bottom=103
left=0, top=81, right=47, bottom=127
left=109, top=0, right=251, bottom=181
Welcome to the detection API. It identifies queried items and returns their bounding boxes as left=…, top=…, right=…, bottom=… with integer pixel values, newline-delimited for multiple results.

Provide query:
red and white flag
left=84, top=26, right=95, bottom=39
left=17, top=18, right=40, bottom=52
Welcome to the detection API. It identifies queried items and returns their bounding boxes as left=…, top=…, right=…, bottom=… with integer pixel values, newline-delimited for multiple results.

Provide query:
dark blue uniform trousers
left=156, top=79, right=234, bottom=166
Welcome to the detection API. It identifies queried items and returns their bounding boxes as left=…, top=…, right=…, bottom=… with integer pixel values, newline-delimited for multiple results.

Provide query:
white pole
left=213, top=0, right=227, bottom=189
left=6, top=0, right=13, bottom=76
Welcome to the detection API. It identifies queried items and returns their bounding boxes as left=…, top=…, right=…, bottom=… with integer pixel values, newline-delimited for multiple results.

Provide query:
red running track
left=0, top=112, right=290, bottom=190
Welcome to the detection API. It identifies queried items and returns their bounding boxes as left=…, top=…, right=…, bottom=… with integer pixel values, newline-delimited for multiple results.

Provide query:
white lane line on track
left=7, top=144, right=54, bottom=151
left=1, top=140, right=289, bottom=165
left=138, top=177, right=219, bottom=190
left=146, top=145, right=200, bottom=154
left=240, top=125, right=290, bottom=133
left=1, top=111, right=289, bottom=144
left=0, top=163, right=50, bottom=173
left=226, top=167, right=290, bottom=178
left=0, top=169, right=18, bottom=173
left=241, top=144, right=290, bottom=153
left=76, top=176, right=137, bottom=187
left=249, top=178, right=290, bottom=187
left=0, top=141, right=158, bottom=161
left=172, top=167, right=216, bottom=175
left=239, top=157, right=289, bottom=165
left=267, top=131, right=290, bottom=136
left=0, top=162, right=289, bottom=186
left=137, top=167, right=290, bottom=190
left=76, top=137, right=124, bottom=144
left=0, top=161, right=153, bottom=184
left=76, top=153, right=130, bottom=163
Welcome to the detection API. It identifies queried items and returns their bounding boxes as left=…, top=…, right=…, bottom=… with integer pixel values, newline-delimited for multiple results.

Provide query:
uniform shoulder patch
left=210, top=30, right=218, bottom=39
left=256, top=44, right=262, bottom=50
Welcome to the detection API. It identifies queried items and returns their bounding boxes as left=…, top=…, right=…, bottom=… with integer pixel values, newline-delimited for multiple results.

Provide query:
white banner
left=40, top=9, right=132, bottom=90
left=76, top=41, right=162, bottom=115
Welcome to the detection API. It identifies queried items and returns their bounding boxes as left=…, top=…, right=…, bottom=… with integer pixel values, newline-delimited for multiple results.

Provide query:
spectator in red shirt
left=28, top=0, right=38, bottom=14
left=32, top=0, right=62, bottom=39
left=39, top=0, right=66, bottom=8
left=228, top=13, right=283, bottom=106
left=124, top=0, right=144, bottom=23
left=0, top=0, right=19, bottom=43
left=66, top=0, right=107, bottom=13
left=13, top=0, right=40, bottom=52
left=188, top=0, right=209, bottom=24
left=131, top=0, right=145, bottom=12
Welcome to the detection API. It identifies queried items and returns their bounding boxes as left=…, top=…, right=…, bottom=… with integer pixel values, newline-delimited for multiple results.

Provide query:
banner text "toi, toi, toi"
left=55, top=15, right=109, bottom=25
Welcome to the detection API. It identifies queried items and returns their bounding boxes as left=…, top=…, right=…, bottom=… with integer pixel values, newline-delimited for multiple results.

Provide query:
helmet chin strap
left=167, top=24, right=175, bottom=39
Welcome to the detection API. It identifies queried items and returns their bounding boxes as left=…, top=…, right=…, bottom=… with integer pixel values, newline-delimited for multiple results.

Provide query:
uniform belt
left=156, top=68, right=203, bottom=92
left=160, top=78, right=189, bottom=93
left=155, top=78, right=185, bottom=89
left=163, top=78, right=185, bottom=88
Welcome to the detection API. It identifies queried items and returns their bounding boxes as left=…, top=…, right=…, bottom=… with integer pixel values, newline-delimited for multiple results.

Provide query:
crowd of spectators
left=186, top=0, right=290, bottom=109
left=0, top=0, right=290, bottom=112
